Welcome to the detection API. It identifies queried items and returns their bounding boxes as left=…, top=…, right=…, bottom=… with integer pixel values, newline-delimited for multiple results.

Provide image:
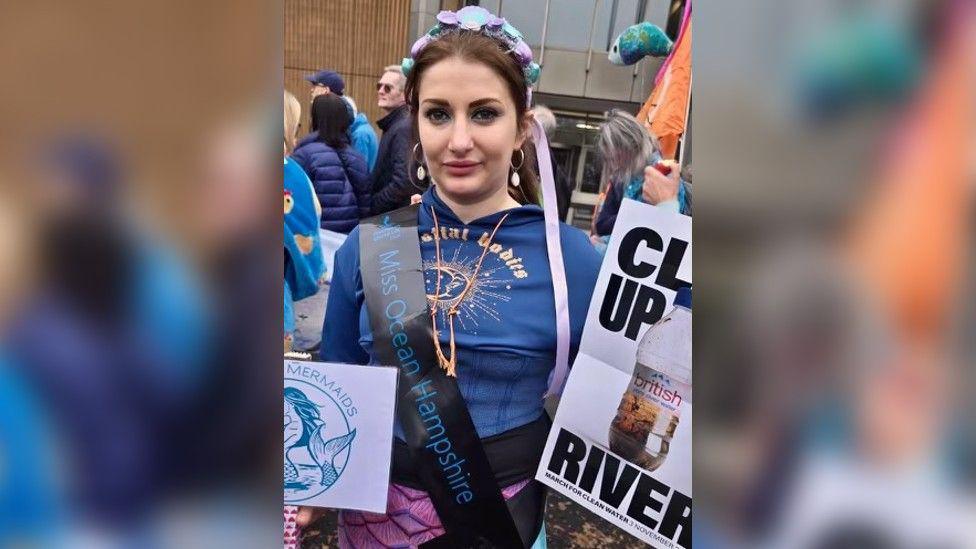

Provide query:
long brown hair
left=404, top=31, right=540, bottom=205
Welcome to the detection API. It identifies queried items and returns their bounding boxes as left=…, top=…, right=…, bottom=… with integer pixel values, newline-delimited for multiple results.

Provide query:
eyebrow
left=420, top=97, right=503, bottom=108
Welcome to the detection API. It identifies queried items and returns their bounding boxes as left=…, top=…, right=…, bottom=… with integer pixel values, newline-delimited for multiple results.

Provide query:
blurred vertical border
left=694, top=0, right=975, bottom=546
left=0, top=1, right=283, bottom=547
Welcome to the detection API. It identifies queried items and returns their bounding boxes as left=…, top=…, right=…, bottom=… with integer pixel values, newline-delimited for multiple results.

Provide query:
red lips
left=653, top=161, right=672, bottom=176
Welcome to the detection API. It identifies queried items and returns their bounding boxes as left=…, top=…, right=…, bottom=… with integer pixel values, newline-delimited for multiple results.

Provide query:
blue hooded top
left=284, top=157, right=325, bottom=302
left=347, top=112, right=379, bottom=172
left=284, top=157, right=326, bottom=337
left=321, top=186, right=602, bottom=438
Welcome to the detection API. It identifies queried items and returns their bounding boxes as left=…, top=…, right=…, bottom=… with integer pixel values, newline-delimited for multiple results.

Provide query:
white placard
left=536, top=200, right=692, bottom=548
left=284, top=360, right=398, bottom=512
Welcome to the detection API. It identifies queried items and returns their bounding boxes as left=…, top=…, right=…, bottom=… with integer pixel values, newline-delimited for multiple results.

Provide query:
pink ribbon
left=532, top=120, right=571, bottom=397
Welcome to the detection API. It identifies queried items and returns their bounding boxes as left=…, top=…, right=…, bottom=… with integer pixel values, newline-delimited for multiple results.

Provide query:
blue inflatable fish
left=608, top=21, right=672, bottom=65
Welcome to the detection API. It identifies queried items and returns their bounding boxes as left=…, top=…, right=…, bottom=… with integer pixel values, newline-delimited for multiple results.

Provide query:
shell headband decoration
left=401, top=6, right=541, bottom=103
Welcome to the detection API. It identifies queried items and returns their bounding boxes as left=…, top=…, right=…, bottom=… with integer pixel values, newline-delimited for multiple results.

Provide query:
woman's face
left=417, top=57, right=526, bottom=204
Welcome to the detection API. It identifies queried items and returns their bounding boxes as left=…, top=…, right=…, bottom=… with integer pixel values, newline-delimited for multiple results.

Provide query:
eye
left=472, top=107, right=500, bottom=123
left=613, top=44, right=618, bottom=52
left=424, top=107, right=450, bottom=125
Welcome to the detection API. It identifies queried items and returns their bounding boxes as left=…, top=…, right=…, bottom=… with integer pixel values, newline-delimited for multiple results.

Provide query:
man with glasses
left=369, top=65, right=414, bottom=214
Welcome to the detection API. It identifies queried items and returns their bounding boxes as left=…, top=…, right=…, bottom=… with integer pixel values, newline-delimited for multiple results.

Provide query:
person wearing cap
left=368, top=65, right=414, bottom=215
left=305, top=69, right=345, bottom=100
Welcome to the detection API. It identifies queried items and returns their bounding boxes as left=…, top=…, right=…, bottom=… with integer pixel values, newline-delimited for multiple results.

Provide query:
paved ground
left=295, top=286, right=641, bottom=548
left=291, top=281, right=330, bottom=352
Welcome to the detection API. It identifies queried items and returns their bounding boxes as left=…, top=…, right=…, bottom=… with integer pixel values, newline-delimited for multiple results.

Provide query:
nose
left=448, top=118, right=473, bottom=155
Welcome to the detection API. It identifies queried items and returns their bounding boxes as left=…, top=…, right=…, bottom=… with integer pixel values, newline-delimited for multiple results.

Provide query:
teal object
left=608, top=21, right=672, bottom=66
left=795, top=12, right=921, bottom=119
left=524, top=62, right=541, bottom=85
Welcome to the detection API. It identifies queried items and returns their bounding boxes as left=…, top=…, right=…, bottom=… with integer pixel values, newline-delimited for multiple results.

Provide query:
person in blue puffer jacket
left=292, top=93, right=371, bottom=234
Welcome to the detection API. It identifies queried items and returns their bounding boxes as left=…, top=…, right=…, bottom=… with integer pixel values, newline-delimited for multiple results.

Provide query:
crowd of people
left=282, top=6, right=691, bottom=546
left=282, top=65, right=691, bottom=350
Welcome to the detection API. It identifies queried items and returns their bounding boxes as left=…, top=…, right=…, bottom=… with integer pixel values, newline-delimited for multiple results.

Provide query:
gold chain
left=429, top=206, right=509, bottom=377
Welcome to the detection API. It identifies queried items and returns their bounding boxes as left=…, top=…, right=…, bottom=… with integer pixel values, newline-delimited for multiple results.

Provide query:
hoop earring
left=510, top=149, right=525, bottom=187
left=413, top=143, right=427, bottom=181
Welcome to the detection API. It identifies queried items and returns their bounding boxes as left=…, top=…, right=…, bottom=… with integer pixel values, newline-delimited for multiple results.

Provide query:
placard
left=536, top=200, right=692, bottom=548
left=284, top=360, right=398, bottom=512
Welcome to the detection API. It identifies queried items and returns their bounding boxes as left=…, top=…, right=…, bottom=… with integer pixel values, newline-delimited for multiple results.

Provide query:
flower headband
left=401, top=6, right=541, bottom=102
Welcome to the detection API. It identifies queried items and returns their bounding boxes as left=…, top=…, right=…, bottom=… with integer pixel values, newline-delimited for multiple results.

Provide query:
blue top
left=284, top=157, right=326, bottom=338
left=321, top=187, right=602, bottom=438
left=0, top=357, right=60, bottom=545
left=675, top=286, right=692, bottom=309
left=348, top=113, right=379, bottom=172
left=284, top=157, right=325, bottom=302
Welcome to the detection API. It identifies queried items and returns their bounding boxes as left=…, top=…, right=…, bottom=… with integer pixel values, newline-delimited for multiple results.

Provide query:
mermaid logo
left=283, top=386, right=357, bottom=502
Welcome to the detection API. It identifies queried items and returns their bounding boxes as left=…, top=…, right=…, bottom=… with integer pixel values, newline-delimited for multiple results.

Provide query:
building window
left=592, top=0, right=644, bottom=52
left=497, top=1, right=546, bottom=47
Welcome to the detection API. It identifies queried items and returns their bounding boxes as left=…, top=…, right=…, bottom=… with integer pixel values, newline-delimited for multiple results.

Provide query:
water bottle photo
left=609, top=287, right=692, bottom=471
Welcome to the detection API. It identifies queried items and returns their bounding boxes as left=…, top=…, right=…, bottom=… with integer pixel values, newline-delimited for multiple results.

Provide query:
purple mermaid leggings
left=338, top=480, right=534, bottom=548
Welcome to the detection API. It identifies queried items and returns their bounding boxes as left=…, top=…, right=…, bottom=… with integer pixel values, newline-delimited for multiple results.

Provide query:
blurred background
left=694, top=0, right=976, bottom=546
left=0, top=1, right=282, bottom=546
left=285, top=0, right=679, bottom=232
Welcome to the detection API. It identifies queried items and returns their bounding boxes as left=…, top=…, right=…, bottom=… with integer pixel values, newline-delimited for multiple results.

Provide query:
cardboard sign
left=536, top=200, right=692, bottom=548
left=284, top=360, right=398, bottom=512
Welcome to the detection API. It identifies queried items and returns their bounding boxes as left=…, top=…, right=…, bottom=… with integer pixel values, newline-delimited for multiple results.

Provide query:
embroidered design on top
left=423, top=249, right=511, bottom=331
left=421, top=226, right=529, bottom=279
left=421, top=226, right=528, bottom=335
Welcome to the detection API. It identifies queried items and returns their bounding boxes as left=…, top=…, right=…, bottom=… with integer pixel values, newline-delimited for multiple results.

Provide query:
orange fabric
left=637, top=22, right=692, bottom=160
left=843, top=10, right=974, bottom=342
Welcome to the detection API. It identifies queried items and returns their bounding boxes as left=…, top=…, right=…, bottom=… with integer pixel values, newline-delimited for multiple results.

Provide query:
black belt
left=392, top=415, right=551, bottom=547
left=392, top=414, right=551, bottom=490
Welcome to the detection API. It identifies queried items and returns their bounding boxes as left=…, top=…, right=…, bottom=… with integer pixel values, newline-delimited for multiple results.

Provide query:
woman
left=292, top=93, right=371, bottom=234
left=593, top=109, right=690, bottom=237
left=283, top=90, right=325, bottom=352
left=313, top=6, right=602, bottom=548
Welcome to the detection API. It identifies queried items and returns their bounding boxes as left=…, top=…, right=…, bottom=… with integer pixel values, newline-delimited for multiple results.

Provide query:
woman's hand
left=410, top=194, right=422, bottom=205
left=296, top=506, right=327, bottom=528
left=642, top=160, right=680, bottom=205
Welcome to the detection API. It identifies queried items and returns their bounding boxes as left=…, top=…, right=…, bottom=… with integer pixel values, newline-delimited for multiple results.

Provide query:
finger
left=643, top=165, right=657, bottom=181
left=660, top=160, right=681, bottom=181
left=296, top=507, right=322, bottom=527
left=643, top=165, right=669, bottom=184
left=296, top=507, right=311, bottom=527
